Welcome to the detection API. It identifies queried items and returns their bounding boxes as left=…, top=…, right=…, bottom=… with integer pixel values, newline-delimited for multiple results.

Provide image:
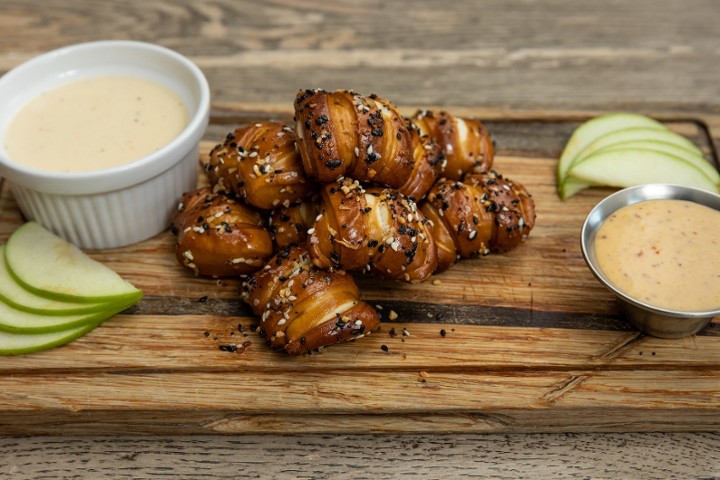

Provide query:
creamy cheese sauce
left=594, top=199, right=720, bottom=312
left=5, top=76, right=188, bottom=173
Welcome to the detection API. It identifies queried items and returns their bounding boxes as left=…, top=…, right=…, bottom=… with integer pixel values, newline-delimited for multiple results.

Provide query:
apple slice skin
left=5, top=222, right=143, bottom=304
left=0, top=321, right=102, bottom=356
left=0, top=245, right=124, bottom=316
left=560, top=176, right=592, bottom=200
left=557, top=113, right=667, bottom=189
left=0, top=298, right=130, bottom=334
left=568, top=148, right=720, bottom=193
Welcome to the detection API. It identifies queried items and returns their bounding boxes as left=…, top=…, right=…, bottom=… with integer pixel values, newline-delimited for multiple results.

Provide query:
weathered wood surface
left=2, top=0, right=720, bottom=116
left=2, top=0, right=720, bottom=477
left=3, top=432, right=720, bottom=480
left=0, top=112, right=718, bottom=437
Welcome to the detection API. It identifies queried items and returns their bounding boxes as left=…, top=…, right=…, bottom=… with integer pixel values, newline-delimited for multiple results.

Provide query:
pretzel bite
left=204, top=121, right=315, bottom=210
left=172, top=187, right=273, bottom=277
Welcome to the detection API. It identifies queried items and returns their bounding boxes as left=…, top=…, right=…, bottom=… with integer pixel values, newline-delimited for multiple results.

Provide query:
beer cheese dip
left=4, top=76, right=188, bottom=173
left=594, top=199, right=720, bottom=312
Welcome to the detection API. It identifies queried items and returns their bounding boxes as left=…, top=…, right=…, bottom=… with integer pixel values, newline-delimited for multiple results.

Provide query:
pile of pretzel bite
left=171, top=89, right=536, bottom=355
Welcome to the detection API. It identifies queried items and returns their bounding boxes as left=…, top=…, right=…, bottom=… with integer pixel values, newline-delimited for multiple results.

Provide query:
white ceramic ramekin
left=0, top=40, right=210, bottom=249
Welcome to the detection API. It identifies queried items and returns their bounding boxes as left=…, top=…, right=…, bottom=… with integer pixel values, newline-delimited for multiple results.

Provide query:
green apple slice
left=5, top=222, right=143, bottom=303
left=572, top=126, right=702, bottom=163
left=568, top=148, right=720, bottom=193
left=0, top=245, right=117, bottom=315
left=595, top=140, right=720, bottom=185
left=0, top=321, right=101, bottom=356
left=560, top=176, right=595, bottom=200
left=0, top=297, right=127, bottom=333
left=557, top=113, right=667, bottom=192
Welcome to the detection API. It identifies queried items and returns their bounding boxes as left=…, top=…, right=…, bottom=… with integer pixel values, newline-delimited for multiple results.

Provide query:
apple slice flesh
left=596, top=140, right=720, bottom=185
left=5, top=222, right=143, bottom=303
left=557, top=113, right=666, bottom=191
left=0, top=245, right=117, bottom=315
left=0, top=322, right=101, bottom=356
left=568, top=148, right=720, bottom=193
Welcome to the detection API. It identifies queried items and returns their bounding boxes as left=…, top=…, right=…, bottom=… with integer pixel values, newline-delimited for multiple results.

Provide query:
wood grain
left=0, top=433, right=716, bottom=479
left=0, top=111, right=718, bottom=435
left=2, top=0, right=720, bottom=114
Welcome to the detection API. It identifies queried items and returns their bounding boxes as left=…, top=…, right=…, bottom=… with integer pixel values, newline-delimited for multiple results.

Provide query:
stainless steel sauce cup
left=581, top=183, right=720, bottom=338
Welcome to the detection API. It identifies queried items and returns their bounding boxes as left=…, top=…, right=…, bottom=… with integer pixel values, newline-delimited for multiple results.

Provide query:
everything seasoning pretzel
left=242, top=245, right=380, bottom=355
left=171, top=187, right=274, bottom=277
left=421, top=170, right=536, bottom=273
left=411, top=109, right=494, bottom=180
left=307, top=178, right=437, bottom=283
left=204, top=121, right=315, bottom=210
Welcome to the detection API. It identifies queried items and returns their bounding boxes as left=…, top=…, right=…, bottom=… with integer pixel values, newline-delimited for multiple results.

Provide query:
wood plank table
left=1, top=1, right=720, bottom=478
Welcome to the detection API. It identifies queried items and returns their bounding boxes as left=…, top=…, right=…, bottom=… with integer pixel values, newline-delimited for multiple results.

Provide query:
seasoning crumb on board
left=219, top=341, right=252, bottom=353
left=388, top=310, right=398, bottom=320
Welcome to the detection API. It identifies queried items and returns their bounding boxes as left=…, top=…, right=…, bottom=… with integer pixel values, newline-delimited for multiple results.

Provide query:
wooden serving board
left=0, top=107, right=718, bottom=435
